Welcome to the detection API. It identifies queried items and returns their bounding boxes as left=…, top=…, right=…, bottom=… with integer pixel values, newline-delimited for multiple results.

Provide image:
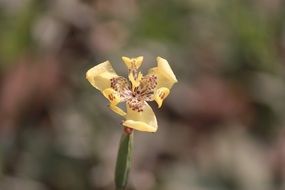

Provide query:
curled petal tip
left=134, top=56, right=143, bottom=69
left=122, top=56, right=144, bottom=69
left=85, top=60, right=117, bottom=91
left=136, top=56, right=144, bottom=61
left=157, top=103, right=162, bottom=109
left=122, top=56, right=131, bottom=68
left=156, top=56, right=165, bottom=62
left=122, top=56, right=130, bottom=61
left=124, top=102, right=158, bottom=133
left=156, top=57, right=178, bottom=84
left=123, top=120, right=157, bottom=132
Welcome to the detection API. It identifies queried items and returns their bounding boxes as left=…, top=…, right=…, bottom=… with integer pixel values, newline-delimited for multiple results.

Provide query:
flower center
left=110, top=74, right=158, bottom=112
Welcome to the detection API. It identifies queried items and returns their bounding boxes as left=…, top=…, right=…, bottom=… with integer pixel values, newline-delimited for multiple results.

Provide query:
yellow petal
left=122, top=56, right=144, bottom=69
left=103, top=88, right=127, bottom=116
left=154, top=87, right=170, bottom=108
left=148, top=57, right=178, bottom=90
left=109, top=104, right=127, bottom=116
left=86, top=61, right=118, bottom=91
left=102, top=88, right=121, bottom=105
left=123, top=102, right=158, bottom=132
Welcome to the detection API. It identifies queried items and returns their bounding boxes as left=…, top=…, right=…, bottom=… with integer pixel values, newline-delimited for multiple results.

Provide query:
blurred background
left=1, top=0, right=285, bottom=189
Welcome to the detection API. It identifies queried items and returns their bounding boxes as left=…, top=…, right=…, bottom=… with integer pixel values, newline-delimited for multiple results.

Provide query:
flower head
left=86, top=56, right=177, bottom=132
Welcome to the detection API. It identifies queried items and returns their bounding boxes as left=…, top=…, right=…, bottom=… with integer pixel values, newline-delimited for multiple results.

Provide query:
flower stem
left=115, top=128, right=134, bottom=190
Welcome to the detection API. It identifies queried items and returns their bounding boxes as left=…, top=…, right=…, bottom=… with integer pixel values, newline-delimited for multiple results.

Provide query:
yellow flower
left=86, top=56, right=177, bottom=132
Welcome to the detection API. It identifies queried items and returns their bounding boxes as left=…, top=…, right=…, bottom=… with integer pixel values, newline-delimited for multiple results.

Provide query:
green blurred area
left=0, top=0, right=285, bottom=189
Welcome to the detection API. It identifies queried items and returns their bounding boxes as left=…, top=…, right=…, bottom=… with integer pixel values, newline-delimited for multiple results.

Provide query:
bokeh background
left=1, top=0, right=285, bottom=189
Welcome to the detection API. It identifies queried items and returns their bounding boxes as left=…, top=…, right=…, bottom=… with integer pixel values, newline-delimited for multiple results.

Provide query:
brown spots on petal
left=108, top=94, right=116, bottom=101
left=110, top=73, right=158, bottom=112
left=110, top=76, right=131, bottom=101
left=135, top=74, right=158, bottom=101
left=127, top=98, right=144, bottom=112
left=159, top=92, right=166, bottom=100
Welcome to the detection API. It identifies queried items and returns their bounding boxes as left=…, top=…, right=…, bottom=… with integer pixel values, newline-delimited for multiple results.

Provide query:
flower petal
left=110, top=77, right=132, bottom=101
left=123, top=102, right=158, bottom=132
left=103, top=88, right=122, bottom=105
left=148, top=57, right=177, bottom=107
left=154, top=87, right=170, bottom=108
left=122, top=56, right=143, bottom=69
left=109, top=104, right=127, bottom=116
left=86, top=61, right=118, bottom=91
left=136, top=74, right=158, bottom=101
left=103, top=88, right=127, bottom=116
left=148, top=57, right=178, bottom=90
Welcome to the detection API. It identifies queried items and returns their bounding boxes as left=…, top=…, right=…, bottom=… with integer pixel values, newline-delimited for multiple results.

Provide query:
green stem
left=115, top=130, right=134, bottom=190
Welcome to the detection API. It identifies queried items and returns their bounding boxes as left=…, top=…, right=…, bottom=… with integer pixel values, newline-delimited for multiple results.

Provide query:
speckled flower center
left=110, top=74, right=158, bottom=112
